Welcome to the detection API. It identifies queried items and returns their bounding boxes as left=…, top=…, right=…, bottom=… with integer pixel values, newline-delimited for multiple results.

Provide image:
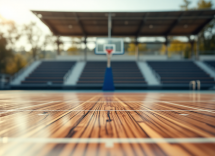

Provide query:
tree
left=0, top=18, right=26, bottom=74
left=127, top=43, right=147, bottom=55
left=67, top=37, right=83, bottom=55
left=180, top=0, right=191, bottom=10
left=180, top=0, right=213, bottom=10
left=179, top=0, right=215, bottom=52
left=5, top=22, right=22, bottom=51
left=0, top=33, right=13, bottom=73
left=196, top=0, right=214, bottom=52
left=0, top=31, right=27, bottom=75
left=23, top=22, right=57, bottom=60
left=67, top=46, right=79, bottom=55
left=0, top=17, right=56, bottom=74
left=160, top=40, right=195, bottom=58
left=197, top=0, right=213, bottom=9
left=5, top=54, right=27, bottom=75
left=39, top=34, right=57, bottom=59
left=23, top=22, right=42, bottom=60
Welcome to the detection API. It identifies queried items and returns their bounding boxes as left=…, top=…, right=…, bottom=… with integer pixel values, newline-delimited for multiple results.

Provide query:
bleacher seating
left=204, top=61, right=215, bottom=69
left=21, top=61, right=75, bottom=84
left=147, top=61, right=215, bottom=84
left=77, top=61, right=146, bottom=85
left=112, top=62, right=146, bottom=84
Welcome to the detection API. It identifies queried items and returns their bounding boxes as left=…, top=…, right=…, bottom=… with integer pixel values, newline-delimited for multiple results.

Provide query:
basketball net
left=106, top=49, right=113, bottom=55
left=105, top=45, right=114, bottom=68
left=105, top=49, right=113, bottom=68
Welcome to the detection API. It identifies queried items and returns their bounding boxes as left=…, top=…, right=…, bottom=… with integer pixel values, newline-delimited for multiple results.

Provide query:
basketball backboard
left=95, top=38, right=124, bottom=55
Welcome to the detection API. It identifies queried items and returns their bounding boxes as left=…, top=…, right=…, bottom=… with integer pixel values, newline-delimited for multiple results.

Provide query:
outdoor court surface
left=0, top=91, right=215, bottom=156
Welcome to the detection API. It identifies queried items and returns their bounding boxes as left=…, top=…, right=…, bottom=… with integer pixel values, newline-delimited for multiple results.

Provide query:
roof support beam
left=164, top=13, right=184, bottom=36
left=196, top=34, right=200, bottom=60
left=192, top=17, right=214, bottom=34
left=84, top=37, right=87, bottom=61
left=187, top=35, right=195, bottom=59
left=136, top=13, right=149, bottom=38
left=164, top=20, right=178, bottom=35
left=73, top=13, right=87, bottom=36
left=136, top=19, right=145, bottom=37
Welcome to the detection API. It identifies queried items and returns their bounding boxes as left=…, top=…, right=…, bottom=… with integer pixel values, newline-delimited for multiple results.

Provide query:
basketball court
left=1, top=10, right=215, bottom=156
left=0, top=91, right=215, bottom=156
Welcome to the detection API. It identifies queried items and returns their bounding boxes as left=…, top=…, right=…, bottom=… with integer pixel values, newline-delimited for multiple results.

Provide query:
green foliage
left=196, top=0, right=214, bottom=51
left=5, top=22, right=22, bottom=50
left=179, top=0, right=215, bottom=52
left=67, top=46, right=79, bottom=55
left=0, top=33, right=27, bottom=74
left=0, top=33, right=13, bottom=73
left=180, top=0, right=212, bottom=10
left=197, top=0, right=213, bottom=9
left=5, top=54, right=27, bottom=75
left=23, top=22, right=42, bottom=60
left=160, top=40, right=195, bottom=58
left=127, top=43, right=147, bottom=55
left=0, top=15, right=56, bottom=74
left=180, top=0, right=191, bottom=10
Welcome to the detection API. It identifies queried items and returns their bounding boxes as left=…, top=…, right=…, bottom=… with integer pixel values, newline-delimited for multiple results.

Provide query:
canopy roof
left=32, top=10, right=215, bottom=37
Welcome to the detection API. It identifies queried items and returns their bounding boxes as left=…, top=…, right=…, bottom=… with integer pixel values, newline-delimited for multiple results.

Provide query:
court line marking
left=1, top=100, right=214, bottom=110
left=0, top=102, right=55, bottom=115
left=3, top=101, right=54, bottom=110
left=161, top=101, right=215, bottom=113
left=1, top=137, right=215, bottom=147
left=1, top=101, right=215, bottom=103
left=0, top=109, right=214, bottom=112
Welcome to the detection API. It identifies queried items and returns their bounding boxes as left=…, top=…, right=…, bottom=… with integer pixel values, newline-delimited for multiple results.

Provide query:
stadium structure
left=2, top=10, right=215, bottom=90
left=2, top=9, right=215, bottom=156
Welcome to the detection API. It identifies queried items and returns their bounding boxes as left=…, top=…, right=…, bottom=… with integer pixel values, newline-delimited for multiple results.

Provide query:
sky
left=0, top=0, right=213, bottom=51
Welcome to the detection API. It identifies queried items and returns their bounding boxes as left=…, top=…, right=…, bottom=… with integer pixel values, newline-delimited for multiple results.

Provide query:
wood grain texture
left=0, top=91, right=215, bottom=156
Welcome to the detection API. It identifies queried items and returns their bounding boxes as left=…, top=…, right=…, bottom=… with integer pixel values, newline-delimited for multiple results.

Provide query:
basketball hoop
left=95, top=38, right=123, bottom=91
left=95, top=38, right=124, bottom=55
left=95, top=38, right=124, bottom=68
left=104, top=44, right=115, bottom=55
left=104, top=44, right=115, bottom=67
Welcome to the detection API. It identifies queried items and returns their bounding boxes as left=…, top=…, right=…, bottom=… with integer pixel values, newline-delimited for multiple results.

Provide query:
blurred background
left=0, top=0, right=215, bottom=90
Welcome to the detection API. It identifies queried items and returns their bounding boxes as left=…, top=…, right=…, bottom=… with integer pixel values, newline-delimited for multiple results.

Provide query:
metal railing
left=0, top=74, right=11, bottom=89
left=151, top=69, right=161, bottom=83
left=63, top=66, right=75, bottom=82
left=10, top=59, right=35, bottom=81
left=189, top=80, right=201, bottom=90
left=199, top=51, right=215, bottom=55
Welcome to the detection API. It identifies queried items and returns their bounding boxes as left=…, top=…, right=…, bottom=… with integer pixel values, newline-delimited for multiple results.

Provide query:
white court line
left=8, top=101, right=54, bottom=110
left=1, top=137, right=215, bottom=147
left=161, top=101, right=215, bottom=113
left=180, top=114, right=189, bottom=116
left=0, top=101, right=62, bottom=103
left=1, top=101, right=215, bottom=102
left=0, top=101, right=53, bottom=115
left=0, top=109, right=214, bottom=112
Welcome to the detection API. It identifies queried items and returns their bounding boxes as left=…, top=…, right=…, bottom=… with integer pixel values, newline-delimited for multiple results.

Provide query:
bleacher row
left=22, top=61, right=75, bottom=84
left=148, top=61, right=215, bottom=84
left=205, top=61, right=215, bottom=70
left=21, top=61, right=215, bottom=86
left=77, top=62, right=146, bottom=84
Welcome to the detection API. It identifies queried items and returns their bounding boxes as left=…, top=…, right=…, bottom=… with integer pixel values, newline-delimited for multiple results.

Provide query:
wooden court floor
left=0, top=91, right=215, bottom=156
